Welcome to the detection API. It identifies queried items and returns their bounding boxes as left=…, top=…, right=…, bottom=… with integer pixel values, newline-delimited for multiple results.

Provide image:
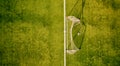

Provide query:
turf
left=0, top=0, right=63, bottom=66
left=66, top=0, right=120, bottom=66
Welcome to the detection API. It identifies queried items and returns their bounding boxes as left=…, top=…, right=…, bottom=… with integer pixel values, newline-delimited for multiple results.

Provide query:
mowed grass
left=66, top=0, right=120, bottom=66
left=0, top=0, right=63, bottom=66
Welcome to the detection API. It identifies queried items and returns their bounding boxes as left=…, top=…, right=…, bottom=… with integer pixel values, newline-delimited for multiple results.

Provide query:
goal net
left=66, top=0, right=86, bottom=54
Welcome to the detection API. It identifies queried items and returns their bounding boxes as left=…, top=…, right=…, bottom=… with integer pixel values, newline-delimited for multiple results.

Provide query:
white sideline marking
left=64, top=0, right=66, bottom=66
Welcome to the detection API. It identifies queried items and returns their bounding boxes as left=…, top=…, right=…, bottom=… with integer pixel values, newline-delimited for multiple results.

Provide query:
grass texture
left=0, top=0, right=63, bottom=66
left=66, top=0, right=120, bottom=66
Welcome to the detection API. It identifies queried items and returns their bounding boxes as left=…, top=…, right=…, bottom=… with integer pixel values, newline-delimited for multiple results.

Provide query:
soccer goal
left=66, top=0, right=86, bottom=54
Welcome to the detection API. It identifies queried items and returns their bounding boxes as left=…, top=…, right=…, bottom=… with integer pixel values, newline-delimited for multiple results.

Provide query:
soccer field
left=0, top=0, right=63, bottom=66
left=66, top=0, right=120, bottom=66
left=0, top=0, right=120, bottom=66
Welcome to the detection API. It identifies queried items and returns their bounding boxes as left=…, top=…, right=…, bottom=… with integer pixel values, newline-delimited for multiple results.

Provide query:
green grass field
left=66, top=0, right=120, bottom=66
left=0, top=0, right=120, bottom=66
left=0, top=0, right=63, bottom=66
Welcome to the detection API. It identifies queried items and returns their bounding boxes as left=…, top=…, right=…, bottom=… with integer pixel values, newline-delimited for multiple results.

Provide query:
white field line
left=64, top=0, right=66, bottom=66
